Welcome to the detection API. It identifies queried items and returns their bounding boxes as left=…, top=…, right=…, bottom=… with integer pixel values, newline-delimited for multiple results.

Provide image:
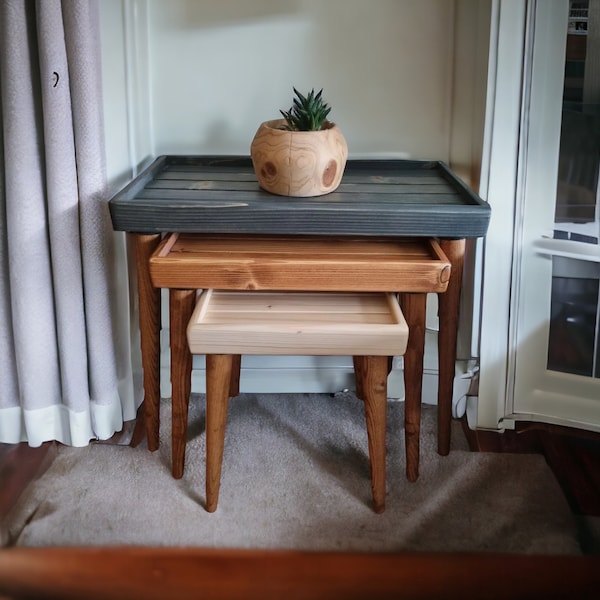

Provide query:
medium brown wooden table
left=109, top=156, right=490, bottom=481
left=150, top=233, right=450, bottom=482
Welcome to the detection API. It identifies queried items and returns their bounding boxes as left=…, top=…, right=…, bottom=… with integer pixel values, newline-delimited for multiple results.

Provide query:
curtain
left=0, top=0, right=140, bottom=446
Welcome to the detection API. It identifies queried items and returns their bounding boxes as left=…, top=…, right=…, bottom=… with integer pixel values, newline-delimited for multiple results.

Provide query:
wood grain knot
left=322, top=160, right=338, bottom=188
left=261, top=162, right=277, bottom=178
left=440, top=264, right=452, bottom=284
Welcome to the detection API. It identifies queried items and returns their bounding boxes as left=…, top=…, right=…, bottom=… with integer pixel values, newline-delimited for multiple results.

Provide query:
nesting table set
left=109, top=156, right=490, bottom=491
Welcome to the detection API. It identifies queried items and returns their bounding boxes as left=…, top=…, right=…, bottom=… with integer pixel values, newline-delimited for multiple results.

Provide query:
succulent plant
left=279, top=87, right=332, bottom=131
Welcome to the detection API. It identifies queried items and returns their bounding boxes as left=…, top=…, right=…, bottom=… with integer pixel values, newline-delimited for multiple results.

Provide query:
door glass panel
left=548, top=257, right=599, bottom=377
left=554, top=0, right=600, bottom=244
left=547, top=0, right=600, bottom=378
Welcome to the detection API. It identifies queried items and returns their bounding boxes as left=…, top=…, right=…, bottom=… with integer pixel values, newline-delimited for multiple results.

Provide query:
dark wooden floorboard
left=0, top=443, right=57, bottom=545
left=463, top=419, right=600, bottom=516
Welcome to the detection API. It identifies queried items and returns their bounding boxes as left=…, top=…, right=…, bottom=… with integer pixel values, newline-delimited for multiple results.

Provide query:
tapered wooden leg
left=438, top=239, right=465, bottom=456
left=170, top=289, right=196, bottom=479
left=229, top=355, right=242, bottom=397
left=353, top=356, right=364, bottom=400
left=400, top=293, right=427, bottom=482
left=206, top=354, right=234, bottom=513
left=359, top=355, right=389, bottom=514
left=129, top=401, right=147, bottom=448
left=134, top=233, right=162, bottom=452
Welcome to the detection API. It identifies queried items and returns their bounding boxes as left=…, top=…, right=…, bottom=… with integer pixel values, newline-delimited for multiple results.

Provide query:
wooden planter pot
left=250, top=118, right=348, bottom=197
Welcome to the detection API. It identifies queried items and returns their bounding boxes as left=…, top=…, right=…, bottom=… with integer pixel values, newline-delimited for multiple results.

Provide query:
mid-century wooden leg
left=353, top=356, right=364, bottom=400
left=437, top=239, right=465, bottom=456
left=169, top=289, right=196, bottom=479
left=129, top=401, right=148, bottom=448
left=400, top=293, right=427, bottom=482
left=229, top=355, right=242, bottom=397
left=359, top=355, right=388, bottom=514
left=205, top=354, right=234, bottom=513
left=134, top=233, right=162, bottom=452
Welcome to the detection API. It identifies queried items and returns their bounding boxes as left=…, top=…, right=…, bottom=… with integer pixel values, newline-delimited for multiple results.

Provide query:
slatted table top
left=109, top=156, right=490, bottom=238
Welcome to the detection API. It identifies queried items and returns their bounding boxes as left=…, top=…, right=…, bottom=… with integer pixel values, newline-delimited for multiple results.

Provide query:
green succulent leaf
left=280, top=87, right=332, bottom=131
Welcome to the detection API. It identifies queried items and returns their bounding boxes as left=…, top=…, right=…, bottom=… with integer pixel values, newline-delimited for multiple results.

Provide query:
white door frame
left=476, top=0, right=600, bottom=432
left=473, top=0, right=530, bottom=431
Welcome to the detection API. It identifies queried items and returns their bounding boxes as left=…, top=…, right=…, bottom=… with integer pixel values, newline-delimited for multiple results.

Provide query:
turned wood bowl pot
left=250, top=118, right=348, bottom=197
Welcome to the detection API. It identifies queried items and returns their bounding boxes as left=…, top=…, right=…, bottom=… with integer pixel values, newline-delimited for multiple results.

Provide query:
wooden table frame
left=109, top=156, right=488, bottom=486
left=136, top=233, right=458, bottom=484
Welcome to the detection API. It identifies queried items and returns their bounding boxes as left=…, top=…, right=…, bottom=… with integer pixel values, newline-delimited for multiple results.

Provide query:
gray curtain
left=0, top=0, right=139, bottom=445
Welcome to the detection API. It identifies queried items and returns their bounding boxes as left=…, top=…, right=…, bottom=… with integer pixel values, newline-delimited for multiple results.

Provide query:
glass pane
left=554, top=0, right=600, bottom=244
left=547, top=258, right=599, bottom=377
left=547, top=1, right=600, bottom=378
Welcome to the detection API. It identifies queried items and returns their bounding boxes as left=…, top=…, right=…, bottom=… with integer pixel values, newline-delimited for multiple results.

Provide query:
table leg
left=134, top=233, right=162, bottom=452
left=359, top=355, right=389, bottom=514
left=206, top=354, right=234, bottom=513
left=170, top=289, right=196, bottom=479
left=400, top=293, right=427, bottom=482
left=437, top=238, right=465, bottom=456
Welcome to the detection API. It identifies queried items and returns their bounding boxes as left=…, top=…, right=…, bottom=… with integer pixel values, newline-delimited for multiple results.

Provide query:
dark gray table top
left=108, top=156, right=490, bottom=238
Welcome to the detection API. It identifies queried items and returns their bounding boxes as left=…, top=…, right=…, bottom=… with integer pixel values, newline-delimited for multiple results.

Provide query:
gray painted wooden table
left=109, top=156, right=490, bottom=481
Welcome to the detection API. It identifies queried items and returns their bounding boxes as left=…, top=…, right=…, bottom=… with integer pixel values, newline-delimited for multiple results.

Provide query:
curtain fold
left=0, top=0, right=139, bottom=446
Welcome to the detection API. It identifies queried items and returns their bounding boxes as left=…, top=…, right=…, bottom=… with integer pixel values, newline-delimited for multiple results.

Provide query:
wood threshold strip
left=0, top=548, right=598, bottom=600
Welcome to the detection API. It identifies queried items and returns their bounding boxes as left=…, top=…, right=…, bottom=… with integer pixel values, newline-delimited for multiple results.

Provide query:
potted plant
left=250, top=88, right=348, bottom=197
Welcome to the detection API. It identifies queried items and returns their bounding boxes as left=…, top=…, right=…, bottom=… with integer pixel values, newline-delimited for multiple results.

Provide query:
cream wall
left=101, top=0, right=153, bottom=190
left=100, top=0, right=490, bottom=403
left=147, top=0, right=454, bottom=158
left=102, top=0, right=463, bottom=171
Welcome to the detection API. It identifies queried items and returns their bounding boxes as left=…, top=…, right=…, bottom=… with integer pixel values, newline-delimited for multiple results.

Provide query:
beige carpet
left=6, top=393, right=583, bottom=554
